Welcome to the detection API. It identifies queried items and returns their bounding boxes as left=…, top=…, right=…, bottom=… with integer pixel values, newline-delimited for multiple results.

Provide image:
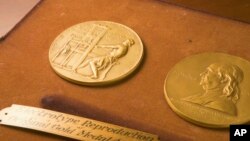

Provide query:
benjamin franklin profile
left=182, top=63, right=243, bottom=115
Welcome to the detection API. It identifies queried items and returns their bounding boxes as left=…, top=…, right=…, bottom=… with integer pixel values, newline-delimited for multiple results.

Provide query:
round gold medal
left=49, top=21, right=143, bottom=85
left=164, top=52, right=250, bottom=128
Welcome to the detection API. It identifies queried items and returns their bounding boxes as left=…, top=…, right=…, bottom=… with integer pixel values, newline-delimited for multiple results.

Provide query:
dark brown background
left=161, top=0, right=250, bottom=23
left=1, top=0, right=250, bottom=140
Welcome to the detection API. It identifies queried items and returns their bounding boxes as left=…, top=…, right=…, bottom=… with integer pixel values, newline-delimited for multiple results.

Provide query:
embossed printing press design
left=164, top=53, right=250, bottom=128
left=49, top=21, right=143, bottom=85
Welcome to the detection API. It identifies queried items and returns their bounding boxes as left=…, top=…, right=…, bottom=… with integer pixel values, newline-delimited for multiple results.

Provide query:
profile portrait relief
left=182, top=63, right=243, bottom=115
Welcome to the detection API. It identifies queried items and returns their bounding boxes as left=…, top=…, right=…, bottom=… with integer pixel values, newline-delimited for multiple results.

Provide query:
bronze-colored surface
left=1, top=0, right=250, bottom=141
left=161, top=0, right=250, bottom=23
left=49, top=21, right=143, bottom=85
left=164, top=53, right=250, bottom=128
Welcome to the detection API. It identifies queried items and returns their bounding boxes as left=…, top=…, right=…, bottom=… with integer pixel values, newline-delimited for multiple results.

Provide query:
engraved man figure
left=183, top=63, right=243, bottom=115
left=76, top=39, right=135, bottom=79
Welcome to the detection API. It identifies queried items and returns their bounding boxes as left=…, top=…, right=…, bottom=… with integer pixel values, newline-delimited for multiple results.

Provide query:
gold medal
left=49, top=21, right=143, bottom=85
left=164, top=52, right=250, bottom=128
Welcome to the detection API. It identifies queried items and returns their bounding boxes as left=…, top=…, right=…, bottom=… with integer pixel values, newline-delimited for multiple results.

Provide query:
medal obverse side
left=49, top=21, right=143, bottom=85
left=164, top=53, right=250, bottom=128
